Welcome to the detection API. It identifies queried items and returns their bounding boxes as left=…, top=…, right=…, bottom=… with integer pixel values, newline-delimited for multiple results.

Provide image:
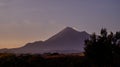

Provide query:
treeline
left=0, top=53, right=91, bottom=67
left=84, top=29, right=120, bottom=67
left=0, top=52, right=119, bottom=67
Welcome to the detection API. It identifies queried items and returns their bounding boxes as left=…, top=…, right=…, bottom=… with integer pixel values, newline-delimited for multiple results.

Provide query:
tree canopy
left=84, top=28, right=120, bottom=67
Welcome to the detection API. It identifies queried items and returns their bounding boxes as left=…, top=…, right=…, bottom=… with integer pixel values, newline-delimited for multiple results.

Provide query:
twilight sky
left=0, top=0, right=120, bottom=48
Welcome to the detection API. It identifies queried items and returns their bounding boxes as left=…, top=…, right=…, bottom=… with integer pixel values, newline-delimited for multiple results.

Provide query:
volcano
left=0, top=27, right=90, bottom=54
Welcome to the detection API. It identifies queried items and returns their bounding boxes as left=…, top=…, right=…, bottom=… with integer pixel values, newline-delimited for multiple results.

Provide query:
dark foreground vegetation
left=84, top=29, right=120, bottom=67
left=0, top=53, right=91, bottom=67
left=0, top=52, right=119, bottom=67
left=0, top=29, right=119, bottom=67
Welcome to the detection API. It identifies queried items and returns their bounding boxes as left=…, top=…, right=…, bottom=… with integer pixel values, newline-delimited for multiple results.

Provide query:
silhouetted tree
left=84, top=28, right=120, bottom=67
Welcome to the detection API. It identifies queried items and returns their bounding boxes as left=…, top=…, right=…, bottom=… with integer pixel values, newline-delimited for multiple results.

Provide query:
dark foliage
left=0, top=53, right=92, bottom=67
left=84, top=28, right=120, bottom=67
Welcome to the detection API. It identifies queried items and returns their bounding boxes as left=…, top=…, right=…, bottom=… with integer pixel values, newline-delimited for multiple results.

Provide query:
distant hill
left=0, top=27, right=90, bottom=54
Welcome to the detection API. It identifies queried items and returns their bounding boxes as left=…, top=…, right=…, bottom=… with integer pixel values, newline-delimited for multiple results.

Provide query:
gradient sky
left=0, top=0, right=120, bottom=48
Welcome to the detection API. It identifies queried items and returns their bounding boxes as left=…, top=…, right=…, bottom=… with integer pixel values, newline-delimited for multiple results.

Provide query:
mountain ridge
left=0, top=27, right=90, bottom=54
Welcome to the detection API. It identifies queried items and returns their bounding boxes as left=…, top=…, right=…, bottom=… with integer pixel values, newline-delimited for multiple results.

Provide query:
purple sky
left=0, top=0, right=120, bottom=48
